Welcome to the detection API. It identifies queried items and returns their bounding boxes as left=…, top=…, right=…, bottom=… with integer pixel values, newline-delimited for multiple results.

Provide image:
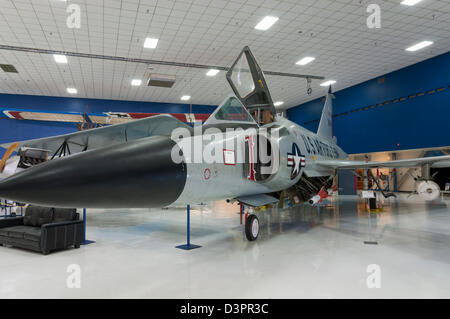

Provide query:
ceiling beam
left=0, top=44, right=325, bottom=80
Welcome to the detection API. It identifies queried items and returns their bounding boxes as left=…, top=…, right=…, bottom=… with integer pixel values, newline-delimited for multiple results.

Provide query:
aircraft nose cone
left=0, top=136, right=186, bottom=208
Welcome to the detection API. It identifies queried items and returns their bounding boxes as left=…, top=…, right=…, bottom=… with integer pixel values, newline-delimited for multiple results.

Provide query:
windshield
left=214, top=96, right=255, bottom=122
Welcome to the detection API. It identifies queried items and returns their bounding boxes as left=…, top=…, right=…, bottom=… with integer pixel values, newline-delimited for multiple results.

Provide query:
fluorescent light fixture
left=67, top=87, right=77, bottom=94
left=320, top=80, right=336, bottom=87
left=255, top=16, right=279, bottom=30
left=181, top=95, right=191, bottom=101
left=405, top=40, right=433, bottom=52
left=144, top=37, right=158, bottom=48
left=296, top=57, right=315, bottom=65
left=401, top=0, right=423, bottom=6
left=206, top=69, right=220, bottom=76
left=53, top=54, right=67, bottom=63
left=274, top=101, right=284, bottom=106
left=131, top=79, right=142, bottom=86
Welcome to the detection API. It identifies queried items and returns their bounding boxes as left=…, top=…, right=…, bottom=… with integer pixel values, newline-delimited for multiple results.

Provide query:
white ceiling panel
left=0, top=0, right=448, bottom=109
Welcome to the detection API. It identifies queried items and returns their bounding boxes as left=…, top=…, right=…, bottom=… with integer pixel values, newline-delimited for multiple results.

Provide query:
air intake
left=0, top=64, right=18, bottom=73
left=147, top=73, right=176, bottom=88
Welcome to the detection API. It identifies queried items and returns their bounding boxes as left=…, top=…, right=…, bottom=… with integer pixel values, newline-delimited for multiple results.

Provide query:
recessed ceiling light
left=206, top=69, right=220, bottom=76
left=131, top=79, right=142, bottom=86
left=405, top=40, right=433, bottom=52
left=274, top=101, right=284, bottom=106
left=255, top=16, right=279, bottom=31
left=296, top=57, right=315, bottom=65
left=181, top=95, right=191, bottom=101
left=401, top=0, right=423, bottom=6
left=320, top=80, right=336, bottom=87
left=67, top=87, right=77, bottom=94
left=144, top=37, right=158, bottom=48
left=53, top=54, right=67, bottom=63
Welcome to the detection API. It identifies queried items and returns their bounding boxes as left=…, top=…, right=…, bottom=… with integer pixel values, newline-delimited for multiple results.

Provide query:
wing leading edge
left=315, top=155, right=450, bottom=170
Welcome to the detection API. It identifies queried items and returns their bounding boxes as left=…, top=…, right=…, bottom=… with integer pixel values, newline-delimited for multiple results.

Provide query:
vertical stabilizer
left=317, top=87, right=335, bottom=140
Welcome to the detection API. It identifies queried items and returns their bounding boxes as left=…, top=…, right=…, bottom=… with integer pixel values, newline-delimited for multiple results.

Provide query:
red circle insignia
left=203, top=168, right=211, bottom=180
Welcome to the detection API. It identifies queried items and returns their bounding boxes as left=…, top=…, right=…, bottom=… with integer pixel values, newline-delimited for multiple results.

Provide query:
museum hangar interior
left=0, top=0, right=449, bottom=299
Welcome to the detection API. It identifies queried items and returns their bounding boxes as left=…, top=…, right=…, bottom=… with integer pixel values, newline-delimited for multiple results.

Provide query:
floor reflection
left=255, top=200, right=340, bottom=241
left=254, top=193, right=450, bottom=246
left=2, top=193, right=450, bottom=298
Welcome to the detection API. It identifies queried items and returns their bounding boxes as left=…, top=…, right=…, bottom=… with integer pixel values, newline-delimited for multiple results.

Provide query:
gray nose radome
left=0, top=136, right=186, bottom=208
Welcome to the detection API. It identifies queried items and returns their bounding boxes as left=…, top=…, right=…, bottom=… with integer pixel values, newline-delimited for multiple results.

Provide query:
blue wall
left=287, top=52, right=450, bottom=154
left=0, top=93, right=216, bottom=157
left=0, top=93, right=216, bottom=114
left=2, top=52, right=449, bottom=158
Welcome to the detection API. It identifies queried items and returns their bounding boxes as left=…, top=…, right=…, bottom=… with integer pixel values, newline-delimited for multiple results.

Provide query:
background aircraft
left=0, top=107, right=210, bottom=126
left=1, top=46, right=449, bottom=240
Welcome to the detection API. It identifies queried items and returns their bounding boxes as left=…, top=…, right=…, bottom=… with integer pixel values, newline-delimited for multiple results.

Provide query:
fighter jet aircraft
left=1, top=46, right=449, bottom=240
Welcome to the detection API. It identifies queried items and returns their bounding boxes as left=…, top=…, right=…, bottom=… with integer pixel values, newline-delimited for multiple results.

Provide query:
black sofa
left=0, top=205, right=84, bottom=254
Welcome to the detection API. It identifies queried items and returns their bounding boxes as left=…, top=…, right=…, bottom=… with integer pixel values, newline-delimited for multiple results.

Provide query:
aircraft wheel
left=245, top=214, right=260, bottom=241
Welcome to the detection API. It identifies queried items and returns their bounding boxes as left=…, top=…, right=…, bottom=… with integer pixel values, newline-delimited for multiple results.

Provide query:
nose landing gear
left=245, top=214, right=260, bottom=241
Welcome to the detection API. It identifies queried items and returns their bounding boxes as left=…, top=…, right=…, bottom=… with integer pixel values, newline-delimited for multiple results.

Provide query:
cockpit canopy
left=226, top=46, right=276, bottom=116
left=204, top=46, right=277, bottom=127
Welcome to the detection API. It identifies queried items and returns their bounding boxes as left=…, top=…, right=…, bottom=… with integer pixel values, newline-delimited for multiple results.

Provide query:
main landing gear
left=245, top=214, right=260, bottom=241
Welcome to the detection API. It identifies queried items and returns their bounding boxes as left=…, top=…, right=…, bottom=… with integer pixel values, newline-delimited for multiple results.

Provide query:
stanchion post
left=176, top=204, right=201, bottom=250
left=240, top=204, right=243, bottom=225
left=81, top=208, right=95, bottom=245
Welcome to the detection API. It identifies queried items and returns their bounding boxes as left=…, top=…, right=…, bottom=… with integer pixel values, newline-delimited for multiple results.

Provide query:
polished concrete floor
left=1, top=193, right=450, bottom=298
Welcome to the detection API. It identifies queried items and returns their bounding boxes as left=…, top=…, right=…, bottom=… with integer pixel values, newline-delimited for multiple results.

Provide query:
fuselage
left=0, top=116, right=347, bottom=208
left=173, top=116, right=347, bottom=205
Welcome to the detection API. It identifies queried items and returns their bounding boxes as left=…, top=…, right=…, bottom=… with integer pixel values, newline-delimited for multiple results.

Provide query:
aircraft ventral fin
left=235, top=194, right=279, bottom=207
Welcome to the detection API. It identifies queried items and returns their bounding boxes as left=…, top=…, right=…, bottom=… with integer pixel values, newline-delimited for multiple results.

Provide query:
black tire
left=74, top=244, right=80, bottom=249
left=245, top=214, right=260, bottom=241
